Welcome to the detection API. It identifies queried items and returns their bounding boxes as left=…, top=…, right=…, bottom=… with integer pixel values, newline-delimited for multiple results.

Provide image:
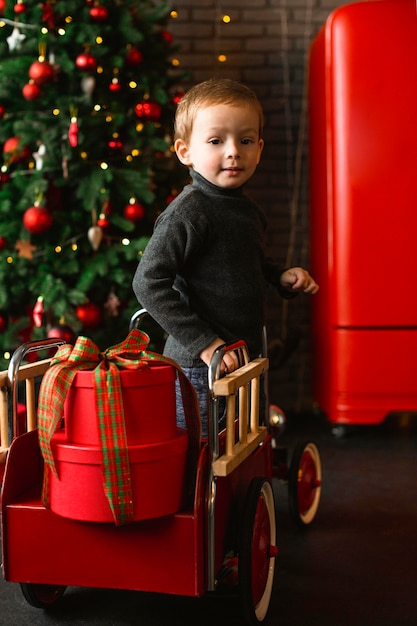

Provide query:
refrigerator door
left=317, top=0, right=417, bottom=327
left=309, top=0, right=417, bottom=424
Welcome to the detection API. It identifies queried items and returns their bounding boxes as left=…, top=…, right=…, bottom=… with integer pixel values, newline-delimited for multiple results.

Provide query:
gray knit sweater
left=132, top=170, right=293, bottom=367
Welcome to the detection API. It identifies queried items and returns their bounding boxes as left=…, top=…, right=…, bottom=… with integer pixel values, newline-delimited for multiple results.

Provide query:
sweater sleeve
left=262, top=257, right=298, bottom=299
left=132, top=206, right=219, bottom=359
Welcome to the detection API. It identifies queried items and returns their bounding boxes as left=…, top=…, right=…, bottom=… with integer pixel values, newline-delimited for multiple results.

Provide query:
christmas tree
left=0, top=0, right=187, bottom=367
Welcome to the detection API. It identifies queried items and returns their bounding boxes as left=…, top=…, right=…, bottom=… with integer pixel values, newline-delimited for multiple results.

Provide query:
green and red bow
left=37, top=329, right=201, bottom=526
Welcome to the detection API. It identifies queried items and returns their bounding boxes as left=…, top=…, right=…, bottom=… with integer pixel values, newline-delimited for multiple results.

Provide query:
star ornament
left=7, top=26, right=26, bottom=52
left=15, top=239, right=36, bottom=260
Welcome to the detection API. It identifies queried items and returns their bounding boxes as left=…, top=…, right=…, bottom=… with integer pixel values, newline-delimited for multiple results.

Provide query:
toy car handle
left=7, top=338, right=67, bottom=440
left=207, top=339, right=263, bottom=592
left=129, top=307, right=149, bottom=331
left=207, top=339, right=250, bottom=459
left=208, top=339, right=249, bottom=388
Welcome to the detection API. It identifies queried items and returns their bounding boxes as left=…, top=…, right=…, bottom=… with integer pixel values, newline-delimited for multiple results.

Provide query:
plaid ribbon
left=38, top=329, right=201, bottom=526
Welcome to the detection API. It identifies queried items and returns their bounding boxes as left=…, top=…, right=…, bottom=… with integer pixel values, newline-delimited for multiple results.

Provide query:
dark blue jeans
left=175, top=366, right=265, bottom=438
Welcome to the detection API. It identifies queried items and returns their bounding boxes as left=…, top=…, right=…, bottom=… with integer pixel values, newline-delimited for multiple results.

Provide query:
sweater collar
left=190, top=169, right=244, bottom=198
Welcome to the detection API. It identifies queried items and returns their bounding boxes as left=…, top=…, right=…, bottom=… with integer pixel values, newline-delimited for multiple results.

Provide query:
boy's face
left=175, top=103, right=264, bottom=189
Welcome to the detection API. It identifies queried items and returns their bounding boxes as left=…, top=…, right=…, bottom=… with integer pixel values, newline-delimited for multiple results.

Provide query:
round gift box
left=49, top=429, right=189, bottom=522
left=64, top=364, right=177, bottom=446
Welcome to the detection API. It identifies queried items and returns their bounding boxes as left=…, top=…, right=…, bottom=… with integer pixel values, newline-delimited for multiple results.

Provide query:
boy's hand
left=200, top=338, right=239, bottom=374
left=280, top=267, right=319, bottom=294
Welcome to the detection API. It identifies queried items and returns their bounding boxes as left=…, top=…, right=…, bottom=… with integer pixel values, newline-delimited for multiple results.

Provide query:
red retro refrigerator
left=308, top=0, right=417, bottom=428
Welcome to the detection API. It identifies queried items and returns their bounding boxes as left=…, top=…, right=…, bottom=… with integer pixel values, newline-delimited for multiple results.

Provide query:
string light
left=215, top=2, right=231, bottom=65
left=168, top=5, right=231, bottom=66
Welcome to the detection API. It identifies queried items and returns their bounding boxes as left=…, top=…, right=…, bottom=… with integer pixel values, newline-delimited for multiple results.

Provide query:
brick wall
left=164, top=0, right=357, bottom=414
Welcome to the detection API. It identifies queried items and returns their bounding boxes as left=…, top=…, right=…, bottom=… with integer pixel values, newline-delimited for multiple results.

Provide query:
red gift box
left=65, top=365, right=177, bottom=446
left=49, top=429, right=188, bottom=522
left=48, top=363, right=189, bottom=522
left=38, top=330, right=198, bottom=526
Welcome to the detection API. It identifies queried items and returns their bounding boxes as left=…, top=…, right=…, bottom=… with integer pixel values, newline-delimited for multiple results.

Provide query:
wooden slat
left=239, top=384, right=248, bottom=445
left=211, top=356, right=269, bottom=477
left=250, top=376, right=260, bottom=432
left=212, top=427, right=268, bottom=477
left=0, top=358, right=52, bottom=449
left=212, top=357, right=268, bottom=396
left=11, top=359, right=51, bottom=382
left=226, top=394, right=235, bottom=457
left=0, top=370, right=8, bottom=387
left=25, top=378, right=37, bottom=432
left=0, top=358, right=51, bottom=388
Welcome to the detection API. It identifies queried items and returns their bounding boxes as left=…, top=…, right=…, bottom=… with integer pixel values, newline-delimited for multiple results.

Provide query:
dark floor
left=1, top=410, right=417, bottom=626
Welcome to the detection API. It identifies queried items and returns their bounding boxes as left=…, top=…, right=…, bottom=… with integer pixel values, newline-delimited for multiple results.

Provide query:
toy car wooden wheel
left=20, top=582, right=66, bottom=608
left=239, top=477, right=278, bottom=625
left=288, top=440, right=322, bottom=527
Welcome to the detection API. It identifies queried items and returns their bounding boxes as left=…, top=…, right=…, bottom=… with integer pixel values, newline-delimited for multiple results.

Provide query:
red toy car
left=0, top=312, right=321, bottom=624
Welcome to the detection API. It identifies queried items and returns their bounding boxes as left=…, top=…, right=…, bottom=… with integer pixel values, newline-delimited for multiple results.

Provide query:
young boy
left=132, top=78, right=318, bottom=434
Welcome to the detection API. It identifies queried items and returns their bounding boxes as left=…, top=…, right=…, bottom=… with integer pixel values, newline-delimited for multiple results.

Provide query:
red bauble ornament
left=48, top=324, right=75, bottom=344
left=109, top=80, right=122, bottom=92
left=161, top=30, right=173, bottom=45
left=0, top=311, right=8, bottom=333
left=3, top=136, right=30, bottom=163
left=68, top=118, right=79, bottom=147
left=14, top=2, right=26, bottom=14
left=89, top=5, right=108, bottom=22
left=124, top=202, right=145, bottom=222
left=97, top=217, right=109, bottom=229
left=33, top=296, right=44, bottom=327
left=23, top=205, right=53, bottom=235
left=108, top=138, right=123, bottom=151
left=126, top=47, right=143, bottom=67
left=0, top=104, right=6, bottom=119
left=22, top=81, right=41, bottom=101
left=29, top=60, right=54, bottom=85
left=134, top=100, right=162, bottom=122
left=75, top=52, right=97, bottom=72
left=0, top=236, right=7, bottom=250
left=0, top=172, right=11, bottom=188
left=76, top=302, right=102, bottom=329
left=0, top=1, right=6, bottom=15
left=42, top=1, right=55, bottom=28
left=4, top=136, right=20, bottom=153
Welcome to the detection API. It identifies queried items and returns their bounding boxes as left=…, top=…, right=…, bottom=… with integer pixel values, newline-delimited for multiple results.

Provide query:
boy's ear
left=175, top=138, right=192, bottom=165
left=257, top=138, right=264, bottom=164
